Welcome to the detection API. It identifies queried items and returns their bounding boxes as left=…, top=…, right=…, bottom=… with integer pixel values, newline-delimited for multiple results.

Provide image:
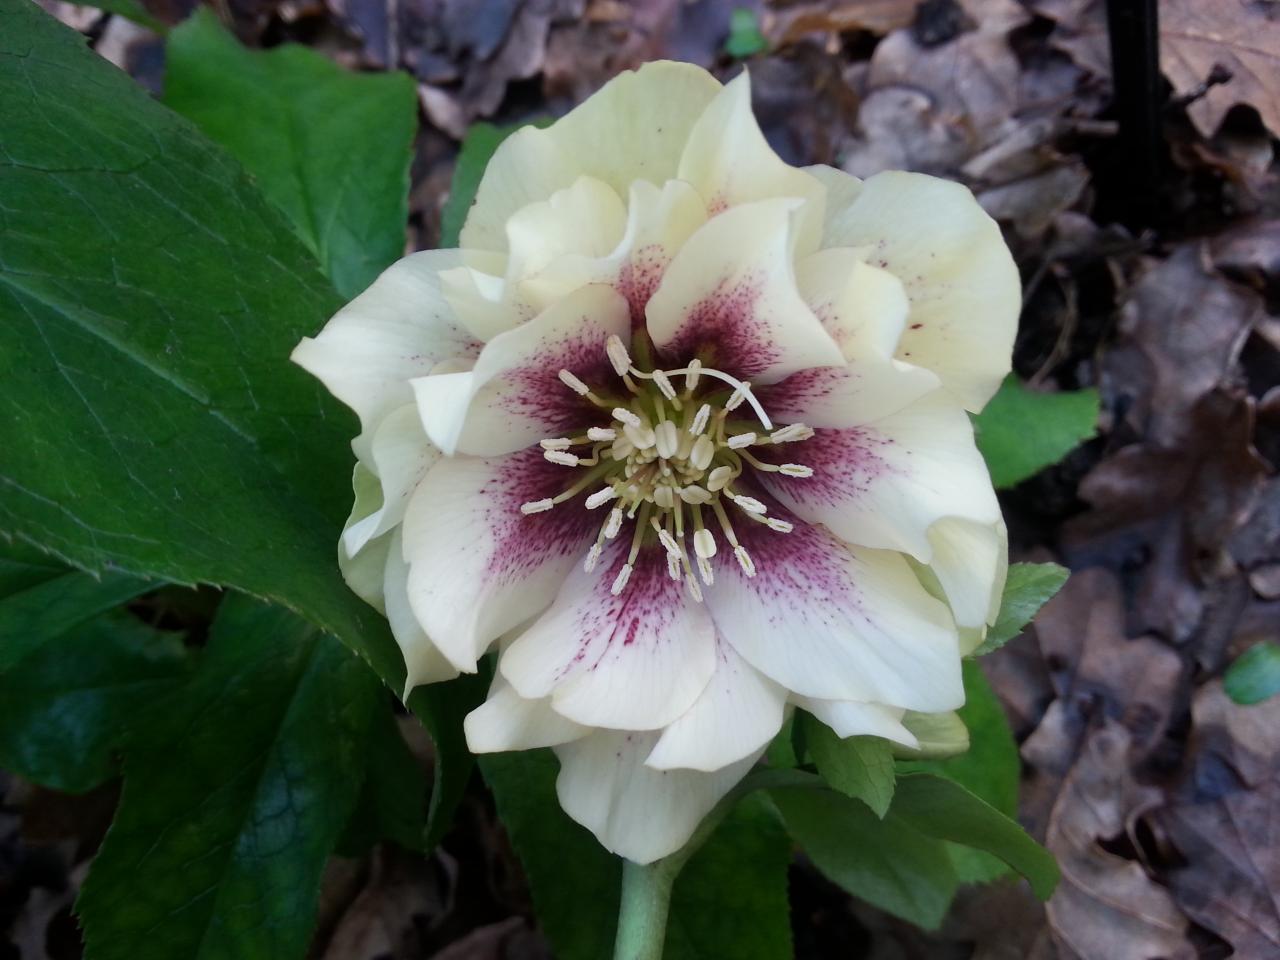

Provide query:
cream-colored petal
left=758, top=393, right=1000, bottom=561
left=645, top=198, right=845, bottom=384
left=677, top=71, right=826, bottom=255
left=464, top=672, right=589, bottom=753
left=505, top=176, right=629, bottom=286
left=462, top=61, right=722, bottom=252
left=706, top=515, right=963, bottom=712
left=794, top=696, right=919, bottom=749
left=414, top=283, right=630, bottom=458
left=759, top=358, right=941, bottom=430
left=519, top=178, right=708, bottom=319
left=337, top=464, right=390, bottom=613
left=926, top=517, right=1008, bottom=630
left=400, top=449, right=597, bottom=673
left=554, top=729, right=759, bottom=864
left=500, top=541, right=718, bottom=731
left=342, top=404, right=441, bottom=556
left=438, top=253, right=524, bottom=343
left=645, top=640, right=787, bottom=772
left=383, top=527, right=459, bottom=697
left=290, top=250, right=481, bottom=459
left=820, top=170, right=1020, bottom=412
left=805, top=163, right=864, bottom=246
left=795, top=248, right=909, bottom=362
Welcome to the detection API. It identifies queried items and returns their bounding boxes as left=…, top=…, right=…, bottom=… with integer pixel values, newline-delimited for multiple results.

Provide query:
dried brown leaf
left=1034, top=0, right=1280, bottom=136
left=1044, top=723, right=1194, bottom=960
left=1144, top=683, right=1280, bottom=956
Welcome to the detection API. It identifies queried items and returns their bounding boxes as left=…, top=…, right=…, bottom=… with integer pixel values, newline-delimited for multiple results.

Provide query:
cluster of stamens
left=520, top=335, right=815, bottom=601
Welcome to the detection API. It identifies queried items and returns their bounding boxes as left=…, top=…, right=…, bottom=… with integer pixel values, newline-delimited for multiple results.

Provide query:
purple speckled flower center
left=518, top=331, right=817, bottom=604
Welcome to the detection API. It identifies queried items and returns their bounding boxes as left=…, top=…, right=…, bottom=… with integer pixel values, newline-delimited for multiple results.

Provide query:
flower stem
left=613, top=858, right=678, bottom=960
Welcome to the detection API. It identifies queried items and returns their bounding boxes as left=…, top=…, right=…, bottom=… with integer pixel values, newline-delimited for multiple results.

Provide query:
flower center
left=520, top=335, right=815, bottom=602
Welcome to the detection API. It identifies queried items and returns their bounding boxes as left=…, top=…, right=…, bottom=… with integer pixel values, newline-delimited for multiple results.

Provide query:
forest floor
left=8, top=1, right=1280, bottom=957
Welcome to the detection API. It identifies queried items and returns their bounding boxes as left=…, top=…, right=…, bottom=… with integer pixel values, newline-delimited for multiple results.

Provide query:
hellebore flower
left=292, top=61, right=1018, bottom=864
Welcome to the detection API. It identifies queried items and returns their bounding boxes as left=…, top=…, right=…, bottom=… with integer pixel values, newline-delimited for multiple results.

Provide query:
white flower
left=292, top=61, right=1018, bottom=864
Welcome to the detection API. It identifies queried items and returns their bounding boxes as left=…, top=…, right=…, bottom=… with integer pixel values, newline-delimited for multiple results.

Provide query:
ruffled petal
left=500, top=541, right=718, bottom=730
left=795, top=247, right=908, bottom=362
left=401, top=449, right=598, bottom=672
left=705, top=508, right=963, bottom=711
left=413, top=283, right=629, bottom=457
left=794, top=696, right=919, bottom=748
left=290, top=250, right=481, bottom=459
left=338, top=464, right=391, bottom=613
left=758, top=359, right=940, bottom=430
left=462, top=61, right=722, bottom=252
left=756, top=393, right=1000, bottom=560
left=554, top=729, right=758, bottom=864
left=383, top=527, right=459, bottom=697
left=677, top=71, right=826, bottom=255
left=464, top=672, right=590, bottom=753
left=644, top=639, right=786, bottom=772
left=342, top=404, right=441, bottom=556
left=520, top=178, right=708, bottom=323
left=438, top=252, right=524, bottom=343
left=646, top=198, right=845, bottom=384
left=927, top=517, right=1008, bottom=629
left=818, top=170, right=1020, bottom=412
left=505, top=176, right=629, bottom=287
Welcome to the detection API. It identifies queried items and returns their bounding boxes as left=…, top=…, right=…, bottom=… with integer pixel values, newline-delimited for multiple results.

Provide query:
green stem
left=613, top=858, right=678, bottom=960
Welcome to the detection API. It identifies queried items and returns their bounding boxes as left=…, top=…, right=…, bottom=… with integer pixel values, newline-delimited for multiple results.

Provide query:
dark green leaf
left=0, top=536, right=64, bottom=596
left=0, top=566, right=153, bottom=671
left=891, top=773, right=1060, bottom=900
left=724, top=8, right=769, bottom=58
left=62, top=0, right=166, bottom=31
left=480, top=750, right=620, bottom=960
left=772, top=787, right=958, bottom=931
left=164, top=11, right=416, bottom=299
left=899, top=661, right=1020, bottom=884
left=338, top=704, right=428, bottom=855
left=411, top=670, right=490, bottom=850
left=440, top=119, right=551, bottom=248
left=77, top=595, right=381, bottom=960
left=975, top=562, right=1070, bottom=656
left=802, top=712, right=896, bottom=817
left=0, top=611, right=191, bottom=792
left=665, top=794, right=793, bottom=960
left=0, top=0, right=405, bottom=686
left=974, top=376, right=1098, bottom=488
left=482, top=751, right=794, bottom=960
left=1224, top=641, right=1280, bottom=706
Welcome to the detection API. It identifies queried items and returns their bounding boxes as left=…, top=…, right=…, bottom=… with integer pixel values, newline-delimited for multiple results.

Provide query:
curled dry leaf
left=1034, top=0, right=1280, bottom=137
left=1146, top=683, right=1280, bottom=957
left=1019, top=567, right=1183, bottom=837
left=1044, top=722, right=1195, bottom=960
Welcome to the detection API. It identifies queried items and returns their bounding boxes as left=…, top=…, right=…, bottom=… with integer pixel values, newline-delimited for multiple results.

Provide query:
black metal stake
left=1105, top=0, right=1162, bottom=226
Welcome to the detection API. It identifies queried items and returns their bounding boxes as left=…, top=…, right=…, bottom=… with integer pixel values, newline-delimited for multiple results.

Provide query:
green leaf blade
left=163, top=11, right=416, bottom=299
left=976, top=562, right=1070, bottom=655
left=891, top=773, right=1060, bottom=900
left=1224, top=641, right=1280, bottom=705
left=0, top=611, right=191, bottom=792
left=803, top=712, right=896, bottom=817
left=772, top=787, right=958, bottom=931
left=77, top=596, right=381, bottom=960
left=974, top=376, right=1098, bottom=488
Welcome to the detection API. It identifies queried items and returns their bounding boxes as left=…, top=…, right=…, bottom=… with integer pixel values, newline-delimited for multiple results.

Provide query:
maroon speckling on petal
left=656, top=271, right=779, bottom=380
left=716, top=486, right=860, bottom=620
left=491, top=323, right=616, bottom=437
left=482, top=447, right=599, bottom=580
left=560, top=542, right=687, bottom=678
left=617, top=244, right=670, bottom=329
left=754, top=426, right=897, bottom=511
left=755, top=366, right=851, bottom=421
